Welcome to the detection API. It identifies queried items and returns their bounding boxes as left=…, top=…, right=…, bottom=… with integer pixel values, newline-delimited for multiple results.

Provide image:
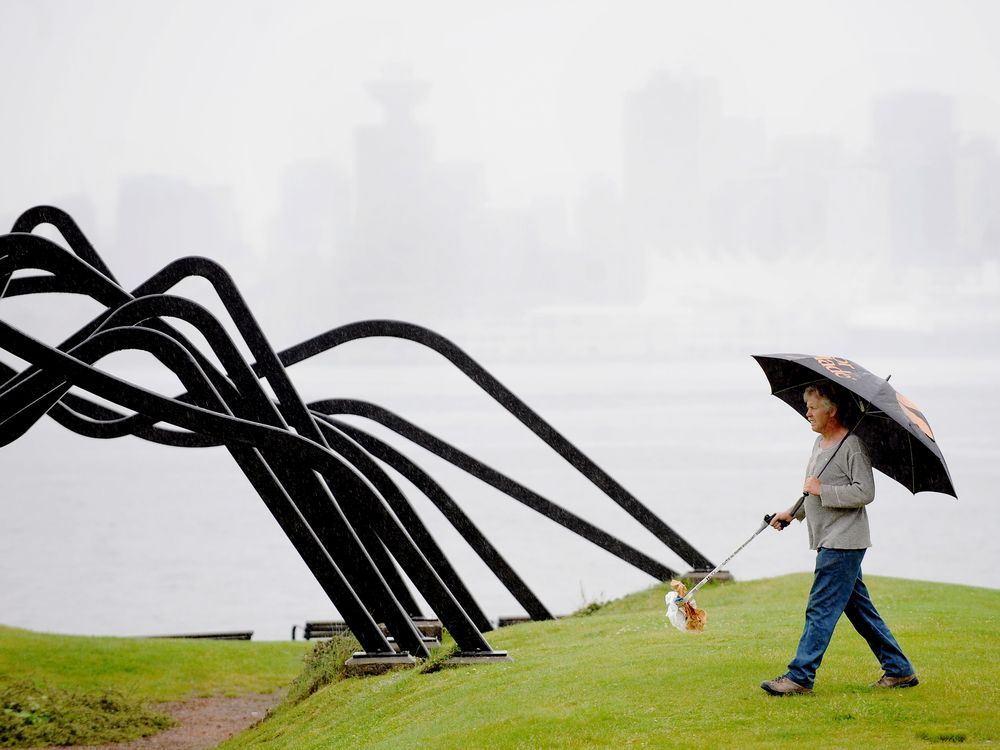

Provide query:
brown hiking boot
left=760, top=676, right=812, bottom=695
left=871, top=673, right=919, bottom=688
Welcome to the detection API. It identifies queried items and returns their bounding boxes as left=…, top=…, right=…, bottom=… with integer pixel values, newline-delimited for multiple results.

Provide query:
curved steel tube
left=317, top=414, right=554, bottom=622
left=277, top=321, right=712, bottom=570
left=309, top=399, right=677, bottom=580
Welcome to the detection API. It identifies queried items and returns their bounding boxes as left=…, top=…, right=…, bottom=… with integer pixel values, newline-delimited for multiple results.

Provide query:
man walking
left=760, top=383, right=918, bottom=695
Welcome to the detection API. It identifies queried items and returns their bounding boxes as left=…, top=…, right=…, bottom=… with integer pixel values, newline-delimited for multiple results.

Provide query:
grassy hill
left=220, top=575, right=999, bottom=749
left=2, top=575, right=997, bottom=748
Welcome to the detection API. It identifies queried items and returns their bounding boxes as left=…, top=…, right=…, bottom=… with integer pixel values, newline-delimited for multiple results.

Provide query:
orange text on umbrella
left=897, top=392, right=935, bottom=440
left=814, top=356, right=858, bottom=381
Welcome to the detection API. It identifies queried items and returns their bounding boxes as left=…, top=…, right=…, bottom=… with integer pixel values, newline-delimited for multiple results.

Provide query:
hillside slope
left=221, top=575, right=999, bottom=749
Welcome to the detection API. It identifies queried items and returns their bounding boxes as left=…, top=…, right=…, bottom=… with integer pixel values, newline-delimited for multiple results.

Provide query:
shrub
left=0, top=681, right=173, bottom=747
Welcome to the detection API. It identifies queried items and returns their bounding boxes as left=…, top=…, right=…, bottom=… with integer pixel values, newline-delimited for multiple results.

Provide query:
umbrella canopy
left=753, top=353, right=957, bottom=498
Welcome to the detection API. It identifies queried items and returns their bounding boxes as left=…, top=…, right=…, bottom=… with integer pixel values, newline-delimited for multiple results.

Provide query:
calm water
left=1, top=356, right=996, bottom=641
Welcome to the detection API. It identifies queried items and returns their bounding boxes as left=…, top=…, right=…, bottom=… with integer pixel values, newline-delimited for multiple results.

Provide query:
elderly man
left=760, top=383, right=918, bottom=695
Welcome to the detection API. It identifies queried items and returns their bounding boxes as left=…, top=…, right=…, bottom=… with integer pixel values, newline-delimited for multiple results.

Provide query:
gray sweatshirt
left=792, top=434, right=875, bottom=550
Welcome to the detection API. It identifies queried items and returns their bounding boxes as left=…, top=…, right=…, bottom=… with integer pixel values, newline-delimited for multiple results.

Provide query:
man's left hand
left=804, top=476, right=821, bottom=496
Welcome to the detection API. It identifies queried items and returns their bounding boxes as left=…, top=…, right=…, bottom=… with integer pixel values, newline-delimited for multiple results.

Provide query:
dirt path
left=46, top=692, right=283, bottom=750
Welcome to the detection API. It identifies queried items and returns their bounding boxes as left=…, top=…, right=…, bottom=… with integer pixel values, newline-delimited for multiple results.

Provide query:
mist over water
left=0, top=357, right=994, bottom=641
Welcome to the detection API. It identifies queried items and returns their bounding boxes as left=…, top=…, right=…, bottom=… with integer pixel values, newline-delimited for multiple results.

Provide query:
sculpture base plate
left=344, top=651, right=417, bottom=677
left=445, top=650, right=513, bottom=666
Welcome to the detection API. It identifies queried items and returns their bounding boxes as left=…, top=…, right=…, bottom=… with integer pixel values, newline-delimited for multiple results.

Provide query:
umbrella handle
left=763, top=513, right=788, bottom=529
left=765, top=492, right=809, bottom=530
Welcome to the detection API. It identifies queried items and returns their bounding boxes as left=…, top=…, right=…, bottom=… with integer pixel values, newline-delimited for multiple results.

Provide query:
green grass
left=0, top=626, right=308, bottom=702
left=0, top=626, right=308, bottom=746
left=216, top=575, right=999, bottom=750
left=1, top=576, right=996, bottom=749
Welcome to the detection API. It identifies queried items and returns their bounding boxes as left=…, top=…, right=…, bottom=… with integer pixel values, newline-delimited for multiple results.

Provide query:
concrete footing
left=411, top=617, right=444, bottom=640
left=344, top=651, right=417, bottom=677
left=445, top=650, right=513, bottom=666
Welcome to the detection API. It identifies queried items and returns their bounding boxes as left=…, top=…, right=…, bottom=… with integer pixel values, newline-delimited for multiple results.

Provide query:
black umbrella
left=753, top=353, right=957, bottom=498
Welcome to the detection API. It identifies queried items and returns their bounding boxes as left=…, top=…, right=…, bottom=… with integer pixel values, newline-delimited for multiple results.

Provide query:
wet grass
left=0, top=626, right=308, bottom=701
left=219, top=575, right=999, bottom=750
left=2, top=576, right=996, bottom=748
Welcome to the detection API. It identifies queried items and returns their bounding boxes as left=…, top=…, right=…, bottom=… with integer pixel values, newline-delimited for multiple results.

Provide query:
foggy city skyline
left=0, top=0, right=1000, bottom=368
left=3, top=1, right=999, bottom=363
left=5, top=70, right=999, bottom=357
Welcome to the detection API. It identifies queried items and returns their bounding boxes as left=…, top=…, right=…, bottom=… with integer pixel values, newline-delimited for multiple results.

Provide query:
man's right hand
left=769, top=511, right=794, bottom=530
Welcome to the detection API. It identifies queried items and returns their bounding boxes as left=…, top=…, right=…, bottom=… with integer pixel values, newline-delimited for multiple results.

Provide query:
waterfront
left=0, top=356, right=995, bottom=641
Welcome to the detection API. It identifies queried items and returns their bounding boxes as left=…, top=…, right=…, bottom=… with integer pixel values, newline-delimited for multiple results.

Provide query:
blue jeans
left=786, top=547, right=913, bottom=688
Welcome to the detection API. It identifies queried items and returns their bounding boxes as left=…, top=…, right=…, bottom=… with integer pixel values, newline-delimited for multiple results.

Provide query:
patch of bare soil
left=44, top=692, right=283, bottom=750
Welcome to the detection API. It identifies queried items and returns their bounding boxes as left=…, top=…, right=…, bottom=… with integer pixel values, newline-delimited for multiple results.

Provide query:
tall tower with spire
left=351, top=68, right=437, bottom=316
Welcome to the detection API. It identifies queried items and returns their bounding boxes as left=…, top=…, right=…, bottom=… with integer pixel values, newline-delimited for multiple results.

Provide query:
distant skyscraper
left=769, top=135, right=841, bottom=255
left=115, top=175, right=248, bottom=290
left=272, top=158, right=351, bottom=262
left=872, top=91, right=958, bottom=264
left=706, top=117, right=770, bottom=255
left=623, top=73, right=721, bottom=255
left=573, top=176, right=643, bottom=303
left=826, top=161, right=891, bottom=263
left=265, top=159, right=352, bottom=336
left=355, top=72, right=435, bottom=256
left=348, top=68, right=486, bottom=323
left=956, top=137, right=1000, bottom=264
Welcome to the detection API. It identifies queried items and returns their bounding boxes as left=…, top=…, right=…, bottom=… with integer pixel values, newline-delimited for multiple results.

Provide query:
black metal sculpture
left=0, top=206, right=714, bottom=667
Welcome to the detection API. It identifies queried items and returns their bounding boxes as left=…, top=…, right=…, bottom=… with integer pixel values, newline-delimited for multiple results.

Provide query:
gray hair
left=802, top=384, right=835, bottom=410
left=802, top=383, right=855, bottom=424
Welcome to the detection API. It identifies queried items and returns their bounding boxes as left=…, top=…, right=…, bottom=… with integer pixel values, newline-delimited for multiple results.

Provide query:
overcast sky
left=3, top=0, right=999, bottom=242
